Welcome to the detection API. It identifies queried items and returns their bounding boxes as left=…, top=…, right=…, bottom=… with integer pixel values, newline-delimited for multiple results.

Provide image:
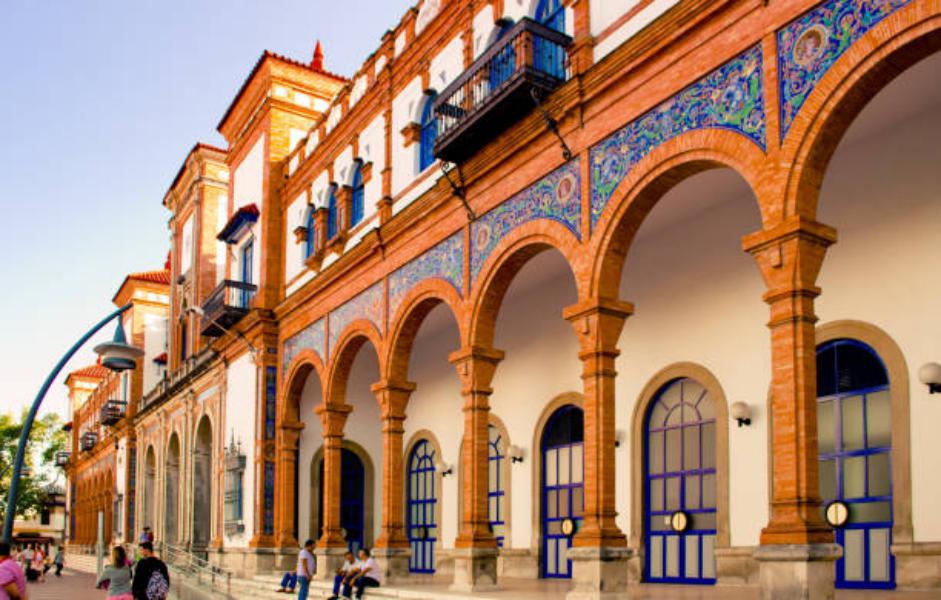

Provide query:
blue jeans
left=343, top=576, right=379, bottom=599
left=280, top=572, right=297, bottom=590
left=332, top=573, right=347, bottom=595
left=297, top=575, right=310, bottom=600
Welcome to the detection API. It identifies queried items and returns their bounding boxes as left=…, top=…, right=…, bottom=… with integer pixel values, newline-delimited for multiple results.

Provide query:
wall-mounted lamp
left=509, top=445, right=525, bottom=464
left=918, top=362, right=941, bottom=394
left=614, top=429, right=625, bottom=448
left=435, top=459, right=454, bottom=477
left=730, top=402, right=752, bottom=427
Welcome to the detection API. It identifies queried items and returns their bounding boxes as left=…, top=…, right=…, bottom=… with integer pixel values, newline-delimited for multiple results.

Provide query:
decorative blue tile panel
left=283, top=318, right=325, bottom=375
left=590, top=45, right=765, bottom=230
left=263, top=460, right=275, bottom=536
left=264, top=366, right=277, bottom=441
left=389, top=232, right=464, bottom=319
left=778, top=0, right=913, bottom=138
left=470, top=158, right=581, bottom=283
left=328, top=281, right=385, bottom=354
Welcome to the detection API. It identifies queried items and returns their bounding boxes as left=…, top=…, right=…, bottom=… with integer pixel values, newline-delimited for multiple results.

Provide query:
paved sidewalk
left=25, top=568, right=101, bottom=600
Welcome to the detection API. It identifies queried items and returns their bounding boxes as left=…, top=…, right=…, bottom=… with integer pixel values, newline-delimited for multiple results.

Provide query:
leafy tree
left=0, top=410, right=68, bottom=520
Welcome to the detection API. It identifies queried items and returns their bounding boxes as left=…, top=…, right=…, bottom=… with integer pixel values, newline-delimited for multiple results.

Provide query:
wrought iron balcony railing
left=433, top=18, right=571, bottom=163
left=200, top=279, right=257, bottom=337
left=100, top=400, right=127, bottom=426
left=55, top=451, right=71, bottom=467
left=80, top=432, right=98, bottom=452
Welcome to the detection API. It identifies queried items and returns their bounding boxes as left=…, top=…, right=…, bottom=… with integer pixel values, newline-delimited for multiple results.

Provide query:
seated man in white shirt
left=346, top=548, right=382, bottom=599
left=326, top=550, right=358, bottom=600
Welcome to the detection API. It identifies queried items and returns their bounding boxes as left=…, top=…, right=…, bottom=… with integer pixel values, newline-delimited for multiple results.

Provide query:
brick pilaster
left=371, top=380, right=416, bottom=550
left=274, top=420, right=303, bottom=548
left=314, top=403, right=352, bottom=548
left=449, top=347, right=504, bottom=548
left=562, top=299, right=634, bottom=548
left=743, top=216, right=837, bottom=546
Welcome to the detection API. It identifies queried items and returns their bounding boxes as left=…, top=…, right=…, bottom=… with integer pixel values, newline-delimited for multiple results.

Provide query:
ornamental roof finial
left=312, top=40, right=324, bottom=71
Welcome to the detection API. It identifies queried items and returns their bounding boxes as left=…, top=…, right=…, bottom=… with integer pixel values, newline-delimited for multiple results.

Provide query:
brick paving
left=24, top=568, right=102, bottom=600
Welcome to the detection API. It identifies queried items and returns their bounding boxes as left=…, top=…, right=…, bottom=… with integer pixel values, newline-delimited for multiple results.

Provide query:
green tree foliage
left=0, top=410, right=68, bottom=520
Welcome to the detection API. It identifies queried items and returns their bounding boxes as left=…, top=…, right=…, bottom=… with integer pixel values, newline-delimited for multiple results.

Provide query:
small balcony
left=200, top=280, right=257, bottom=337
left=433, top=18, right=572, bottom=163
left=100, top=400, right=127, bottom=426
left=80, top=432, right=98, bottom=452
left=54, top=451, right=71, bottom=467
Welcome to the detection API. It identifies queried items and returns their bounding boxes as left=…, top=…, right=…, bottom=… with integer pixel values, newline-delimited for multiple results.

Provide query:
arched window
left=327, top=186, right=338, bottom=240
left=535, top=0, right=564, bottom=32
left=644, top=378, right=716, bottom=584
left=304, top=207, right=317, bottom=259
left=816, top=339, right=893, bottom=588
left=488, top=424, right=506, bottom=546
left=419, top=94, right=438, bottom=172
left=407, top=440, right=437, bottom=573
left=351, top=163, right=365, bottom=227
left=541, top=405, right=583, bottom=579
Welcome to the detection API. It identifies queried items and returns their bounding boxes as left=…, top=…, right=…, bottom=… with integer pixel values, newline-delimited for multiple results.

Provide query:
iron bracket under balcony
left=201, top=279, right=257, bottom=337
left=433, top=18, right=571, bottom=164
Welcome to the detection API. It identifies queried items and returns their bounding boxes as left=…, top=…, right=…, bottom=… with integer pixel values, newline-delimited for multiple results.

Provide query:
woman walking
left=96, top=546, right=134, bottom=600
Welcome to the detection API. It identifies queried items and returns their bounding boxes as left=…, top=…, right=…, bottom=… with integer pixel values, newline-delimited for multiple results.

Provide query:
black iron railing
left=55, top=451, right=71, bottom=467
left=201, top=280, right=257, bottom=337
left=80, top=432, right=98, bottom=452
left=433, top=18, right=571, bottom=162
left=100, top=400, right=127, bottom=426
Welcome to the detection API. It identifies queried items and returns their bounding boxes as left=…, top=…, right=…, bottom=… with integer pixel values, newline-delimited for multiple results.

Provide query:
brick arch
left=282, top=349, right=327, bottom=424
left=783, top=7, right=941, bottom=220
left=589, top=129, right=767, bottom=301
left=385, top=278, right=465, bottom=384
left=325, top=320, right=385, bottom=409
left=468, top=221, right=583, bottom=349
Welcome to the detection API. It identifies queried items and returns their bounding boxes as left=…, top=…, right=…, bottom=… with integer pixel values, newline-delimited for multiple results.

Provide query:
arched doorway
left=643, top=378, right=716, bottom=584
left=407, top=439, right=438, bottom=574
left=165, top=433, right=181, bottom=544
left=192, top=417, right=212, bottom=552
left=143, top=446, right=156, bottom=535
left=816, top=339, right=893, bottom=588
left=487, top=423, right=507, bottom=546
left=313, top=447, right=366, bottom=553
left=540, top=404, right=584, bottom=579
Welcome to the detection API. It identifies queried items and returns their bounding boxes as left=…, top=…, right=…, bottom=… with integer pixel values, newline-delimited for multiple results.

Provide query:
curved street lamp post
left=1, top=303, right=143, bottom=543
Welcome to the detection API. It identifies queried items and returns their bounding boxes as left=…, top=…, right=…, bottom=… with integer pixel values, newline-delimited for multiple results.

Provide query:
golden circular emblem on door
left=669, top=511, right=690, bottom=533
left=560, top=518, right=575, bottom=537
left=825, top=500, right=850, bottom=528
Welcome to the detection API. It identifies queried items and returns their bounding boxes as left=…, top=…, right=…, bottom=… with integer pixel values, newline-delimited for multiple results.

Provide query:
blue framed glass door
left=315, top=448, right=365, bottom=553
left=489, top=20, right=516, bottom=91
left=644, top=378, right=717, bottom=584
left=408, top=440, right=437, bottom=573
left=541, top=405, right=584, bottom=579
left=488, top=424, right=506, bottom=546
left=240, top=239, right=253, bottom=308
left=817, top=340, right=894, bottom=589
left=535, top=0, right=566, bottom=78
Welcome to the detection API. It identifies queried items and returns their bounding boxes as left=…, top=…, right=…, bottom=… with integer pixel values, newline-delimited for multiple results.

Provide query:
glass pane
left=546, top=449, right=557, bottom=486
left=667, top=406, right=683, bottom=427
left=853, top=501, right=891, bottom=523
left=843, top=529, right=865, bottom=581
left=548, top=536, right=557, bottom=573
left=660, top=383, right=681, bottom=409
left=666, top=429, right=681, bottom=472
left=866, top=391, right=892, bottom=448
left=684, top=426, right=700, bottom=470
left=666, top=477, right=681, bottom=511
left=666, top=535, right=679, bottom=578
left=867, top=452, right=891, bottom=498
left=651, top=514, right=671, bottom=532
left=685, top=535, right=700, bottom=579
left=697, top=392, right=715, bottom=420
left=559, top=448, right=570, bottom=485
left=843, top=456, right=866, bottom=499
left=693, top=512, right=716, bottom=530
left=649, top=536, right=663, bottom=578
left=702, top=535, right=716, bottom=579
left=648, top=431, right=664, bottom=475
left=489, top=461, right=497, bottom=492
left=650, top=402, right=668, bottom=428
left=547, top=490, right=558, bottom=519
left=572, top=444, right=583, bottom=483
left=685, top=475, right=700, bottom=510
left=559, top=490, right=570, bottom=518
left=842, top=395, right=865, bottom=451
left=548, top=520, right=561, bottom=535
left=702, top=473, right=716, bottom=509
left=650, top=479, right=664, bottom=512
left=819, top=459, right=837, bottom=502
left=701, top=423, right=716, bottom=469
left=573, top=487, right=584, bottom=517
left=817, top=400, right=835, bottom=455
left=869, top=528, right=891, bottom=582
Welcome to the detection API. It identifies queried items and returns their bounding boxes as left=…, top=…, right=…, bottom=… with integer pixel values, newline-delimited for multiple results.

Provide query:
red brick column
left=563, top=299, right=633, bottom=548
left=274, top=420, right=303, bottom=548
left=314, top=403, right=352, bottom=549
left=371, top=380, right=415, bottom=550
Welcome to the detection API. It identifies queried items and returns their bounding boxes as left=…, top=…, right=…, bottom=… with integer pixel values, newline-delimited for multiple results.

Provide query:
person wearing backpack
left=130, top=542, right=169, bottom=600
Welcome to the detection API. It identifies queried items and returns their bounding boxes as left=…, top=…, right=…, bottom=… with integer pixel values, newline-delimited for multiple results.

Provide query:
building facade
left=67, top=0, right=941, bottom=598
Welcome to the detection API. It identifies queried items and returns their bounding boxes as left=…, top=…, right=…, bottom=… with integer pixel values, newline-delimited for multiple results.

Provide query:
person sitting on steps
left=326, top=550, right=358, bottom=600
left=344, top=548, right=381, bottom=600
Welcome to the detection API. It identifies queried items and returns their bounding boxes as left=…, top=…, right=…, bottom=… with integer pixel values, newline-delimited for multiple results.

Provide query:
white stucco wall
left=143, top=312, right=167, bottom=393
left=234, top=135, right=266, bottom=209
left=391, top=77, right=425, bottom=197
left=297, top=373, right=324, bottom=542
left=224, top=353, right=257, bottom=548
left=592, top=0, right=678, bottom=62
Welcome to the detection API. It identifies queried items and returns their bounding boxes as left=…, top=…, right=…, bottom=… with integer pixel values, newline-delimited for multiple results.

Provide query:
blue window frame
left=817, top=339, right=894, bottom=589
left=489, top=20, right=517, bottom=91
left=407, top=440, right=437, bottom=573
left=315, top=448, right=366, bottom=554
left=644, top=378, right=717, bottom=584
left=488, top=424, right=506, bottom=546
left=305, top=208, right=317, bottom=258
left=534, top=0, right=567, bottom=79
left=327, top=188, right=338, bottom=240
left=541, top=405, right=583, bottom=579
left=240, top=239, right=254, bottom=308
left=179, top=323, right=187, bottom=362
left=419, top=95, right=438, bottom=172
left=535, top=0, right=564, bottom=32
left=351, top=163, right=365, bottom=227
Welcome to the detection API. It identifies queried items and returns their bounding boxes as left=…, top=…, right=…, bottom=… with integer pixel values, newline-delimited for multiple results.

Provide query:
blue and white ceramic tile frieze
left=590, top=45, right=766, bottom=230
left=470, top=158, right=581, bottom=284
left=282, top=318, right=325, bottom=375
left=778, top=0, right=913, bottom=138
left=389, top=232, right=463, bottom=319
left=328, top=281, right=385, bottom=354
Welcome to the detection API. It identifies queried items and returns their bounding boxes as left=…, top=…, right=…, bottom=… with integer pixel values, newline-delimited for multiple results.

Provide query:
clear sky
left=0, top=0, right=413, bottom=421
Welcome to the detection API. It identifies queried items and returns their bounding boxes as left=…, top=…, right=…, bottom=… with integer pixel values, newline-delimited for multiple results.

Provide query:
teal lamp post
left=1, top=303, right=144, bottom=543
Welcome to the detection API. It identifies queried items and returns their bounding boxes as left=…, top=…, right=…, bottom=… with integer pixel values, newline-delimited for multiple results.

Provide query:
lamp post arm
left=1, top=302, right=132, bottom=543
